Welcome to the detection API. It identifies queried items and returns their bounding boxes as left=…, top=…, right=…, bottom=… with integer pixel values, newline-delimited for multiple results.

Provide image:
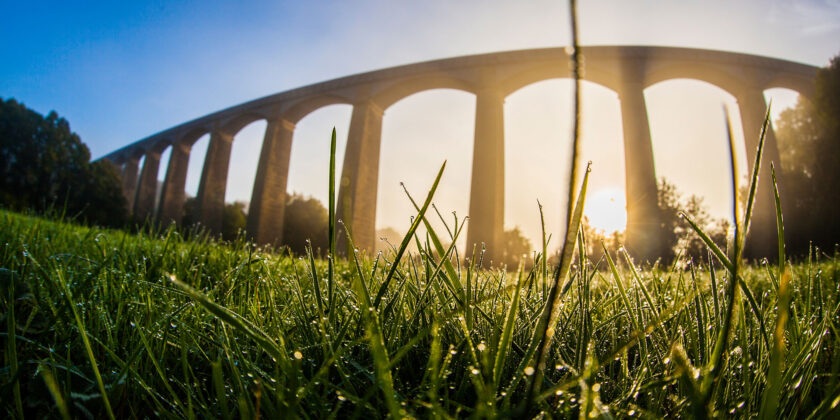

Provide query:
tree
left=282, top=193, right=329, bottom=255
left=657, top=178, right=729, bottom=265
left=499, top=226, right=533, bottom=269
left=774, top=53, right=840, bottom=256
left=0, top=97, right=127, bottom=227
left=221, top=201, right=247, bottom=241
left=579, top=216, right=624, bottom=266
left=180, top=197, right=247, bottom=241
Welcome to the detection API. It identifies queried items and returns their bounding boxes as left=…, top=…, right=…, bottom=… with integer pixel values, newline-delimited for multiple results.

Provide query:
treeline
left=0, top=97, right=127, bottom=227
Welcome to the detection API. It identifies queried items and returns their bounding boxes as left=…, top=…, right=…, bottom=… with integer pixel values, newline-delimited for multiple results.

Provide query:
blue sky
left=2, top=0, right=839, bottom=247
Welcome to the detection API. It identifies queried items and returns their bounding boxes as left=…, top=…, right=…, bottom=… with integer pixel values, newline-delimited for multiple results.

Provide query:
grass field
left=1, top=205, right=838, bottom=418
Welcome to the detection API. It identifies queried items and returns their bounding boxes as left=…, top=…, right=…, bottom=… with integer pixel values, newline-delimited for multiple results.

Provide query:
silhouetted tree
left=221, top=201, right=247, bottom=241
left=0, top=97, right=127, bottom=227
left=579, top=216, right=624, bottom=266
left=775, top=53, right=840, bottom=256
left=658, top=178, right=729, bottom=265
left=282, top=193, right=329, bottom=255
left=499, top=226, right=533, bottom=269
left=180, top=197, right=247, bottom=241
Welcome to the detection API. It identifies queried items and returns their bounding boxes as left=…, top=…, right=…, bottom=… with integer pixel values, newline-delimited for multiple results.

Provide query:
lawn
left=1, top=209, right=838, bottom=418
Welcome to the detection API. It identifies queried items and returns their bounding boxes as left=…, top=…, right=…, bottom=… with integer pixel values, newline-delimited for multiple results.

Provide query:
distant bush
left=282, top=192, right=329, bottom=255
left=0, top=97, right=127, bottom=227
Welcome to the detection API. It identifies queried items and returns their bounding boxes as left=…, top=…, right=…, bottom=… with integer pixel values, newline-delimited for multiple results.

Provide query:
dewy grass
left=2, top=194, right=840, bottom=418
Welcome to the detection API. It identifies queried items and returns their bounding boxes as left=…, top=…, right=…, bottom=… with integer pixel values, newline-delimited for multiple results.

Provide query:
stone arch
left=763, top=73, right=815, bottom=102
left=642, top=61, right=746, bottom=98
left=376, top=88, right=477, bottom=251
left=504, top=78, right=626, bottom=246
left=179, top=126, right=212, bottom=147
left=224, top=119, right=268, bottom=205
left=286, top=103, right=353, bottom=205
left=499, top=60, right=622, bottom=97
left=219, top=112, right=269, bottom=137
left=644, top=78, right=745, bottom=220
left=184, top=133, right=211, bottom=199
left=283, top=94, right=353, bottom=124
left=372, top=74, right=476, bottom=111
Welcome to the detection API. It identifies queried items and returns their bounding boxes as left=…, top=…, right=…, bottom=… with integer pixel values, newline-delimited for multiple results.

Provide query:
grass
left=1, top=193, right=839, bottom=418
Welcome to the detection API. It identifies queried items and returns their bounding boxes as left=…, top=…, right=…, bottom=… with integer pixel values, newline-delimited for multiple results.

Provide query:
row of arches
left=116, top=74, right=805, bottom=259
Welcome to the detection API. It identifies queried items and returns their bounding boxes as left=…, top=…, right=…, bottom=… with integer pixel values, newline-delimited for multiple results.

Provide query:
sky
left=2, top=0, right=839, bottom=250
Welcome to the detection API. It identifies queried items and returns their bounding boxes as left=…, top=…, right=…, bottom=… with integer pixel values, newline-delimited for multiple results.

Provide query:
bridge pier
left=133, top=150, right=161, bottom=221
left=617, top=77, right=664, bottom=262
left=336, top=100, right=384, bottom=254
left=157, top=141, right=191, bottom=226
left=121, top=156, right=140, bottom=212
left=737, top=88, right=782, bottom=259
left=247, top=118, right=295, bottom=245
left=195, top=130, right=234, bottom=234
left=466, top=87, right=505, bottom=262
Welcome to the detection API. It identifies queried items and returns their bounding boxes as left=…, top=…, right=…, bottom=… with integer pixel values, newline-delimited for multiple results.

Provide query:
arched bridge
left=101, top=45, right=818, bottom=260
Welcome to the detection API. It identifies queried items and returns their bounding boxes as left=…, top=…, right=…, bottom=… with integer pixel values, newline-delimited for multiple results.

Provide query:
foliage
left=775, top=53, right=840, bottom=256
left=0, top=97, right=126, bottom=227
left=181, top=198, right=247, bottom=241
left=579, top=215, right=623, bottom=265
left=221, top=201, right=247, bottom=241
left=658, top=178, right=729, bottom=265
left=498, top=226, right=533, bottom=269
left=282, top=192, right=328, bottom=255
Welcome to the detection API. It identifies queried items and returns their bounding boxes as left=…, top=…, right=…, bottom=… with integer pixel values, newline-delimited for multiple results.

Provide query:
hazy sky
left=2, top=0, right=839, bottom=250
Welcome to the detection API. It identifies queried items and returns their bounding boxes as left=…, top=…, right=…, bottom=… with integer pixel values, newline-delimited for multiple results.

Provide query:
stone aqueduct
left=101, top=46, right=817, bottom=259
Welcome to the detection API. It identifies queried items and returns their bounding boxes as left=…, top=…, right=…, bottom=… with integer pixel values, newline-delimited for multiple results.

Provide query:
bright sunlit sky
left=2, top=0, right=839, bottom=250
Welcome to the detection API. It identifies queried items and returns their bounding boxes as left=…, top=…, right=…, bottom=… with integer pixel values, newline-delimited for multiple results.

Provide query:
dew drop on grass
left=294, top=351, right=303, bottom=360
left=524, top=366, right=535, bottom=376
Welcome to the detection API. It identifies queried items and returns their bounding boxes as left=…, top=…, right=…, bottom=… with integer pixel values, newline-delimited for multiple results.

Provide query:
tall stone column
left=133, top=150, right=162, bottom=221
left=247, top=117, right=295, bottom=245
left=617, top=78, right=663, bottom=262
left=466, top=87, right=505, bottom=262
left=157, top=141, right=191, bottom=225
left=737, top=87, right=781, bottom=259
left=195, top=129, right=234, bottom=234
left=121, top=156, right=140, bottom=212
left=336, top=100, right=384, bottom=254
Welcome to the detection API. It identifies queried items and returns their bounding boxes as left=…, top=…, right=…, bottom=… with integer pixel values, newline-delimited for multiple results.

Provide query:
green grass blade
left=169, top=275, right=289, bottom=367
left=771, top=163, right=786, bottom=276
left=538, top=200, right=548, bottom=284
left=6, top=281, right=23, bottom=420
left=604, top=245, right=640, bottom=331
left=760, top=268, right=791, bottom=418
left=40, top=366, right=72, bottom=420
left=373, top=161, right=446, bottom=308
left=400, top=182, right=464, bottom=299
left=328, top=127, right=337, bottom=315
left=493, top=266, right=524, bottom=387
left=525, top=162, right=591, bottom=404
left=57, top=270, right=116, bottom=420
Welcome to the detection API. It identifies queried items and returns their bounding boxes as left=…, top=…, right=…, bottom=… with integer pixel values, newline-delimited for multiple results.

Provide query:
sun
left=584, top=188, right=627, bottom=234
